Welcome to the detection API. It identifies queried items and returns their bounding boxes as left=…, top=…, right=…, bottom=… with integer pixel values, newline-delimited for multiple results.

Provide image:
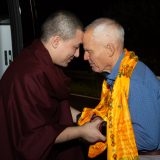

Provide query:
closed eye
left=85, top=49, right=93, bottom=54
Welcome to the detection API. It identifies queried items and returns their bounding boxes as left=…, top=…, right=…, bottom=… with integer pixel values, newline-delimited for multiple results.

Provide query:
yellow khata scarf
left=78, top=49, right=139, bottom=160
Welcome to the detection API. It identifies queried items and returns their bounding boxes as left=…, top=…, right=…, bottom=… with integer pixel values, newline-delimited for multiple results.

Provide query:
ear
left=105, top=43, right=115, bottom=57
left=51, top=36, right=61, bottom=48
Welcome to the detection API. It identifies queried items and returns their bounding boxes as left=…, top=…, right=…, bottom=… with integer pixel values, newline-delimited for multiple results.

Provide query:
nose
left=74, top=48, right=80, bottom=58
left=84, top=52, right=89, bottom=61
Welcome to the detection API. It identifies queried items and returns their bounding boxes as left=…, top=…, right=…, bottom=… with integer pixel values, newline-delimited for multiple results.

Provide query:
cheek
left=96, top=59, right=104, bottom=70
left=57, top=52, right=70, bottom=64
left=96, top=55, right=107, bottom=68
left=66, top=49, right=75, bottom=57
left=93, top=54, right=102, bottom=64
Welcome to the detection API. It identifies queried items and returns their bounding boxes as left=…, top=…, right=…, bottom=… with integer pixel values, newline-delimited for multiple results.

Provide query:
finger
left=91, top=115, right=102, bottom=122
left=99, top=134, right=106, bottom=142
left=92, top=117, right=103, bottom=125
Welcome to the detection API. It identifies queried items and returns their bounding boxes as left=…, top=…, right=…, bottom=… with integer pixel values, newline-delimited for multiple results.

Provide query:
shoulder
left=131, top=61, right=160, bottom=87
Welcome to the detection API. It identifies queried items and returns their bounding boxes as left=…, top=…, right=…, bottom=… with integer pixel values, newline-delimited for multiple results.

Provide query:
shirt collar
left=103, top=52, right=125, bottom=83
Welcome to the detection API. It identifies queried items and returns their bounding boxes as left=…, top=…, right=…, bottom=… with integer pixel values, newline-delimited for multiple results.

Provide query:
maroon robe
left=0, top=40, right=84, bottom=160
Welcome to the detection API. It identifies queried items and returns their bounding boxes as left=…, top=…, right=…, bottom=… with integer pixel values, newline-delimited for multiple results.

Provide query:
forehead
left=74, top=30, right=83, bottom=42
left=83, top=30, right=99, bottom=50
left=83, top=30, right=93, bottom=44
left=68, top=29, right=83, bottom=45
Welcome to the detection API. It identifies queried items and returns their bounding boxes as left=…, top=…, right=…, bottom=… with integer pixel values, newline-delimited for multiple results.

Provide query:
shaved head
left=85, top=18, right=124, bottom=49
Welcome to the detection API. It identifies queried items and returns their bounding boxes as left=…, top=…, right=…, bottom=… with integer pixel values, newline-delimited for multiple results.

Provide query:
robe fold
left=0, top=40, right=84, bottom=160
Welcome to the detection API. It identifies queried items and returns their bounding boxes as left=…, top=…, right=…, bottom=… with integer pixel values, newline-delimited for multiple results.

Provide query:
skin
left=42, top=29, right=106, bottom=144
left=44, top=29, right=83, bottom=67
left=83, top=28, right=121, bottom=73
left=55, top=118, right=106, bottom=143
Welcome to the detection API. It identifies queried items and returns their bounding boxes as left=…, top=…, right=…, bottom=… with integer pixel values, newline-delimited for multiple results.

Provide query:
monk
left=0, top=10, right=105, bottom=160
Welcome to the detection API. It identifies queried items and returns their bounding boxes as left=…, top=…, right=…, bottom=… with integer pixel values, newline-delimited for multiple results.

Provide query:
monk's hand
left=79, top=117, right=106, bottom=143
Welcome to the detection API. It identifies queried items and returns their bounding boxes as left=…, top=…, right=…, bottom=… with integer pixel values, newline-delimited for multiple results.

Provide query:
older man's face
left=83, top=30, right=113, bottom=73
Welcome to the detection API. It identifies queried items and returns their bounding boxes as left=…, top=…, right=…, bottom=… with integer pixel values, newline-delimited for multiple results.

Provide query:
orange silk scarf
left=78, top=49, right=139, bottom=160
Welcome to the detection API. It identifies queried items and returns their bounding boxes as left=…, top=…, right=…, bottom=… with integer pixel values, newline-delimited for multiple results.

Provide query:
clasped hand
left=79, top=117, right=106, bottom=143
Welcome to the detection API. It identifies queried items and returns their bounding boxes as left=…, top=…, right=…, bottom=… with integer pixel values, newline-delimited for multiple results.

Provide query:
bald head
left=83, top=18, right=125, bottom=73
left=85, top=18, right=124, bottom=50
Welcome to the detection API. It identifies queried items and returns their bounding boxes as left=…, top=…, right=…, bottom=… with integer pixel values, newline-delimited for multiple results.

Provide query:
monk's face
left=51, top=29, right=83, bottom=67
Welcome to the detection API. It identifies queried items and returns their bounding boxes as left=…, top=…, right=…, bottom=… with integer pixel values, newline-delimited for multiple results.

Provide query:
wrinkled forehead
left=83, top=29, right=94, bottom=42
left=84, top=28, right=109, bottom=44
left=83, top=30, right=100, bottom=50
left=83, top=32, right=92, bottom=48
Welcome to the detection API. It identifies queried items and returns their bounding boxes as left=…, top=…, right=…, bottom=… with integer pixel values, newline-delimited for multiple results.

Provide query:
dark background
left=33, top=0, right=160, bottom=75
left=1, top=0, right=160, bottom=75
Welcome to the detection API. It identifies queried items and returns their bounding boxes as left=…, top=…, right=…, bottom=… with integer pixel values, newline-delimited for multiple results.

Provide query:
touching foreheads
left=85, top=18, right=125, bottom=46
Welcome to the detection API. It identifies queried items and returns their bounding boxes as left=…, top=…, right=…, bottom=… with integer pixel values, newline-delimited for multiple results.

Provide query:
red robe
left=0, top=40, right=84, bottom=160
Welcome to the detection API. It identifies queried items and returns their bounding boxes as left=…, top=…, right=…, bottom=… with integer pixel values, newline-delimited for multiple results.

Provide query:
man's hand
left=79, top=118, right=106, bottom=143
left=70, top=106, right=81, bottom=123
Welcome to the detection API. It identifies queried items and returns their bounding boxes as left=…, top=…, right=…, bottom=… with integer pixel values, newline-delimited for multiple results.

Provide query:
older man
left=80, top=17, right=160, bottom=159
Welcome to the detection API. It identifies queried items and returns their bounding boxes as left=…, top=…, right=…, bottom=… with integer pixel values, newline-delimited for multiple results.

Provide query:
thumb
left=100, top=134, right=106, bottom=142
left=92, top=117, right=103, bottom=126
left=92, top=118, right=104, bottom=132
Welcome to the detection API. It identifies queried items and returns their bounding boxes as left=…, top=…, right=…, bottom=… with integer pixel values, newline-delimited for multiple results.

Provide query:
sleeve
left=8, top=73, right=68, bottom=159
left=129, top=79, right=160, bottom=151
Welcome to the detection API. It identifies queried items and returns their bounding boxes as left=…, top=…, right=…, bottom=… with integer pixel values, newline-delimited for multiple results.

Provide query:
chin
left=63, top=64, right=68, bottom=67
left=59, top=63, right=68, bottom=67
left=92, top=67, right=101, bottom=73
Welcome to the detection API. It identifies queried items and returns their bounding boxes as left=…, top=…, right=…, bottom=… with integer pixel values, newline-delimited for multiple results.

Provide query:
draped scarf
left=78, top=49, right=139, bottom=160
